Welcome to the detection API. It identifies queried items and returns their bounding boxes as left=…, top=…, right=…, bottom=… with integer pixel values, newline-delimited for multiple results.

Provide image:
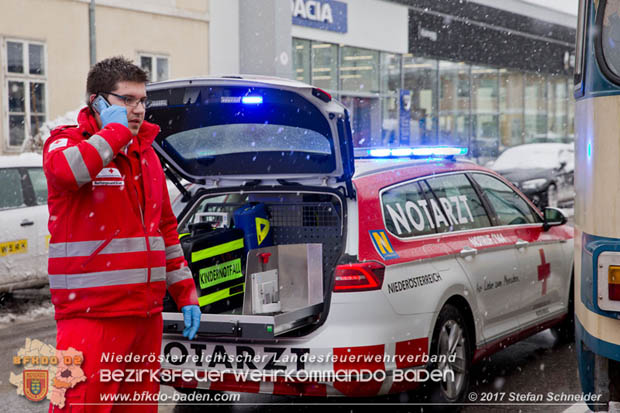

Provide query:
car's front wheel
left=425, top=304, right=472, bottom=409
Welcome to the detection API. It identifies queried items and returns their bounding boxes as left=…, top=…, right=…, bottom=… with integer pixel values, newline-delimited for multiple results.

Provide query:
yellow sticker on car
left=0, top=240, right=28, bottom=257
left=199, top=258, right=244, bottom=289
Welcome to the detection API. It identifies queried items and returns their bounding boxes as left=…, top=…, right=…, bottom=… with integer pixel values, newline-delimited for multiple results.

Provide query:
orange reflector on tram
left=608, top=266, right=620, bottom=301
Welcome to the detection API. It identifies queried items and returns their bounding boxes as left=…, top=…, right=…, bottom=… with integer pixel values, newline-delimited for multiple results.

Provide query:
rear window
left=147, top=86, right=335, bottom=177
left=167, top=124, right=331, bottom=158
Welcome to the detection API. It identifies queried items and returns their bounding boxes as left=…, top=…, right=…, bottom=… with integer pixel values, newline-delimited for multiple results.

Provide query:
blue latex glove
left=181, top=305, right=201, bottom=340
left=100, top=104, right=129, bottom=128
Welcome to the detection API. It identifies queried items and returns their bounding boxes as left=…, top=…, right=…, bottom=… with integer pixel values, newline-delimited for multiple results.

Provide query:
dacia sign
left=291, top=0, right=347, bottom=33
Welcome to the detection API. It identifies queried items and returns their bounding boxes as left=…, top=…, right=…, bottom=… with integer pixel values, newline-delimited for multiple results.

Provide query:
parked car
left=0, top=153, right=49, bottom=292
left=490, top=143, right=574, bottom=208
left=148, top=76, right=574, bottom=405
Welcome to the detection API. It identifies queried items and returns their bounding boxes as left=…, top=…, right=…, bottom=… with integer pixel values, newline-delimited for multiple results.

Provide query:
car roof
left=149, top=75, right=314, bottom=91
left=0, top=153, right=43, bottom=168
left=353, top=157, right=484, bottom=179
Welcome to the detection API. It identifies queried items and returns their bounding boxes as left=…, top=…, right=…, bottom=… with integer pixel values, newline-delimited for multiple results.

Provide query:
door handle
left=20, top=219, right=34, bottom=227
left=515, top=239, right=529, bottom=249
left=460, top=246, right=478, bottom=258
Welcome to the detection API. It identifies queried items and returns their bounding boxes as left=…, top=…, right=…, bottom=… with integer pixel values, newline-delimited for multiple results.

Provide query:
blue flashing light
left=365, top=146, right=468, bottom=159
left=242, top=96, right=263, bottom=104
left=391, top=148, right=413, bottom=157
left=587, top=142, right=592, bottom=158
left=369, top=148, right=391, bottom=157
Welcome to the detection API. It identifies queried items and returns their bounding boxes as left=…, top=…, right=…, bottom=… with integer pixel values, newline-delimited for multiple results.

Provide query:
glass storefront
left=439, top=61, right=470, bottom=148
left=404, top=55, right=437, bottom=146
left=471, top=66, right=500, bottom=158
left=500, top=69, right=525, bottom=147
left=292, top=37, right=573, bottom=159
left=311, top=42, right=338, bottom=91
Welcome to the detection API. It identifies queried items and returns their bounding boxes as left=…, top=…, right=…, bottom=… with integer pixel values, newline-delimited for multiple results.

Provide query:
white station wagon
left=146, top=76, right=574, bottom=405
left=0, top=153, right=49, bottom=292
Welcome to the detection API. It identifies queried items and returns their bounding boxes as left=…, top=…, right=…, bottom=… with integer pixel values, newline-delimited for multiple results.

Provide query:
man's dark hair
left=86, top=56, right=148, bottom=104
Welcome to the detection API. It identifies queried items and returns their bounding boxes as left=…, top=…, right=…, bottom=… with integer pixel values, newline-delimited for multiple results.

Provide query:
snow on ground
left=0, top=288, right=54, bottom=328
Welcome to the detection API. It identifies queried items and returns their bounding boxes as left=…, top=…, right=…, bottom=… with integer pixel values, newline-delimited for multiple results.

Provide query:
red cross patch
left=537, top=249, right=550, bottom=295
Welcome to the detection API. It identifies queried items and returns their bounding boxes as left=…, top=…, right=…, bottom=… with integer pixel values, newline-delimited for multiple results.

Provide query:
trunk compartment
left=163, top=190, right=344, bottom=339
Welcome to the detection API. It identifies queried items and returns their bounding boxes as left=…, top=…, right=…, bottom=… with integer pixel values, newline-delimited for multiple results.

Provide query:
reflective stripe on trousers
left=49, top=266, right=166, bottom=289
left=49, top=237, right=165, bottom=258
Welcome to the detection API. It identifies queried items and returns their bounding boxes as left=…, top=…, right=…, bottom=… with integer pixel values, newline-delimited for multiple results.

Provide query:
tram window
left=601, top=0, right=620, bottom=78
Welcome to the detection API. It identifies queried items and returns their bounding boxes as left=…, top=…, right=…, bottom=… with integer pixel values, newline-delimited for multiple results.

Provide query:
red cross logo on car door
left=537, top=249, right=551, bottom=295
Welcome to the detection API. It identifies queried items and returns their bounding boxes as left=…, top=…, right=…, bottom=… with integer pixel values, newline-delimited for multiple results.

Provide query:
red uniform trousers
left=49, top=314, right=162, bottom=413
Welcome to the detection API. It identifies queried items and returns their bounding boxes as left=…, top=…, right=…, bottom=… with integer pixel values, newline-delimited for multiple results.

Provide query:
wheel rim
left=437, top=319, right=467, bottom=401
left=547, top=185, right=558, bottom=208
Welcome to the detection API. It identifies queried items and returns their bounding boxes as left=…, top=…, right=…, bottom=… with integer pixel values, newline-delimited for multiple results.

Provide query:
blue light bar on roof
left=241, top=96, right=263, bottom=104
left=367, top=146, right=468, bottom=158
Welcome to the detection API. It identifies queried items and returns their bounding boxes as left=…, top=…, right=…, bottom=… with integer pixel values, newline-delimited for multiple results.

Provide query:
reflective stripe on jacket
left=43, top=107, right=198, bottom=319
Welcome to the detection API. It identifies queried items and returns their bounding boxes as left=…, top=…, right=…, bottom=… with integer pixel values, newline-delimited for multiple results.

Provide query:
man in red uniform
left=44, top=57, right=201, bottom=412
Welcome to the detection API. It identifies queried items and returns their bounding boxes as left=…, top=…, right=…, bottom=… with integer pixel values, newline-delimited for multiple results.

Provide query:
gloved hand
left=181, top=305, right=201, bottom=340
left=100, top=104, right=129, bottom=129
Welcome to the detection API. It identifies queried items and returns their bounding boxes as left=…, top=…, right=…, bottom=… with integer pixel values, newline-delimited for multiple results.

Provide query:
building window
left=499, top=70, right=525, bottom=148
left=439, top=61, right=471, bottom=148
left=403, top=55, right=438, bottom=146
left=5, top=39, right=47, bottom=149
left=311, top=42, right=338, bottom=91
left=471, top=66, right=499, bottom=159
left=340, top=46, right=379, bottom=93
left=139, top=54, right=169, bottom=82
left=380, top=53, right=402, bottom=146
left=547, top=75, right=569, bottom=140
left=293, top=39, right=311, bottom=83
left=524, top=73, right=547, bottom=142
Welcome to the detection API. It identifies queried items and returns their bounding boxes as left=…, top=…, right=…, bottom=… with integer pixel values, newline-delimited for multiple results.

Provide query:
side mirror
left=558, top=161, right=567, bottom=171
left=543, top=207, right=567, bottom=231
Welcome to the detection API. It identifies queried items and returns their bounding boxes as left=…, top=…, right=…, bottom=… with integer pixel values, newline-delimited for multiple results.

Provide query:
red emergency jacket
left=43, top=107, right=198, bottom=320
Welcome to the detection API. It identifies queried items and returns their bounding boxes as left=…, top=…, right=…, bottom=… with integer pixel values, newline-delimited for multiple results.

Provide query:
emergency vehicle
left=147, top=76, right=574, bottom=404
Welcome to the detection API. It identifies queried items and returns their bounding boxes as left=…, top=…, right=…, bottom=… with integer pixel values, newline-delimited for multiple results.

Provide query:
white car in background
left=0, top=153, right=49, bottom=292
left=491, top=143, right=575, bottom=209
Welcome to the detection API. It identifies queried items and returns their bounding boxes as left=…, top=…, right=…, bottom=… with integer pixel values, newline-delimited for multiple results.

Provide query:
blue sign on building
left=291, top=0, right=347, bottom=33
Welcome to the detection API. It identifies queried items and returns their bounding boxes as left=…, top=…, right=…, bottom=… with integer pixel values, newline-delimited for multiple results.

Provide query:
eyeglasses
left=99, top=91, right=150, bottom=108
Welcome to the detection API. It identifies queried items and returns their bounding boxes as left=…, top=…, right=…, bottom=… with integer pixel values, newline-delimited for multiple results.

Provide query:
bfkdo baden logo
left=10, top=338, right=86, bottom=407
left=23, top=370, right=48, bottom=402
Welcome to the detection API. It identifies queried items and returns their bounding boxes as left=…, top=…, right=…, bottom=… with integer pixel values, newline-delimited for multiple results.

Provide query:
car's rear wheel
left=546, top=183, right=558, bottom=208
left=425, top=304, right=472, bottom=409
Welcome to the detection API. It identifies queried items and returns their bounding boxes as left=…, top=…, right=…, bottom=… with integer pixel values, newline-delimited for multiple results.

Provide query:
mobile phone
left=92, top=95, right=110, bottom=114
